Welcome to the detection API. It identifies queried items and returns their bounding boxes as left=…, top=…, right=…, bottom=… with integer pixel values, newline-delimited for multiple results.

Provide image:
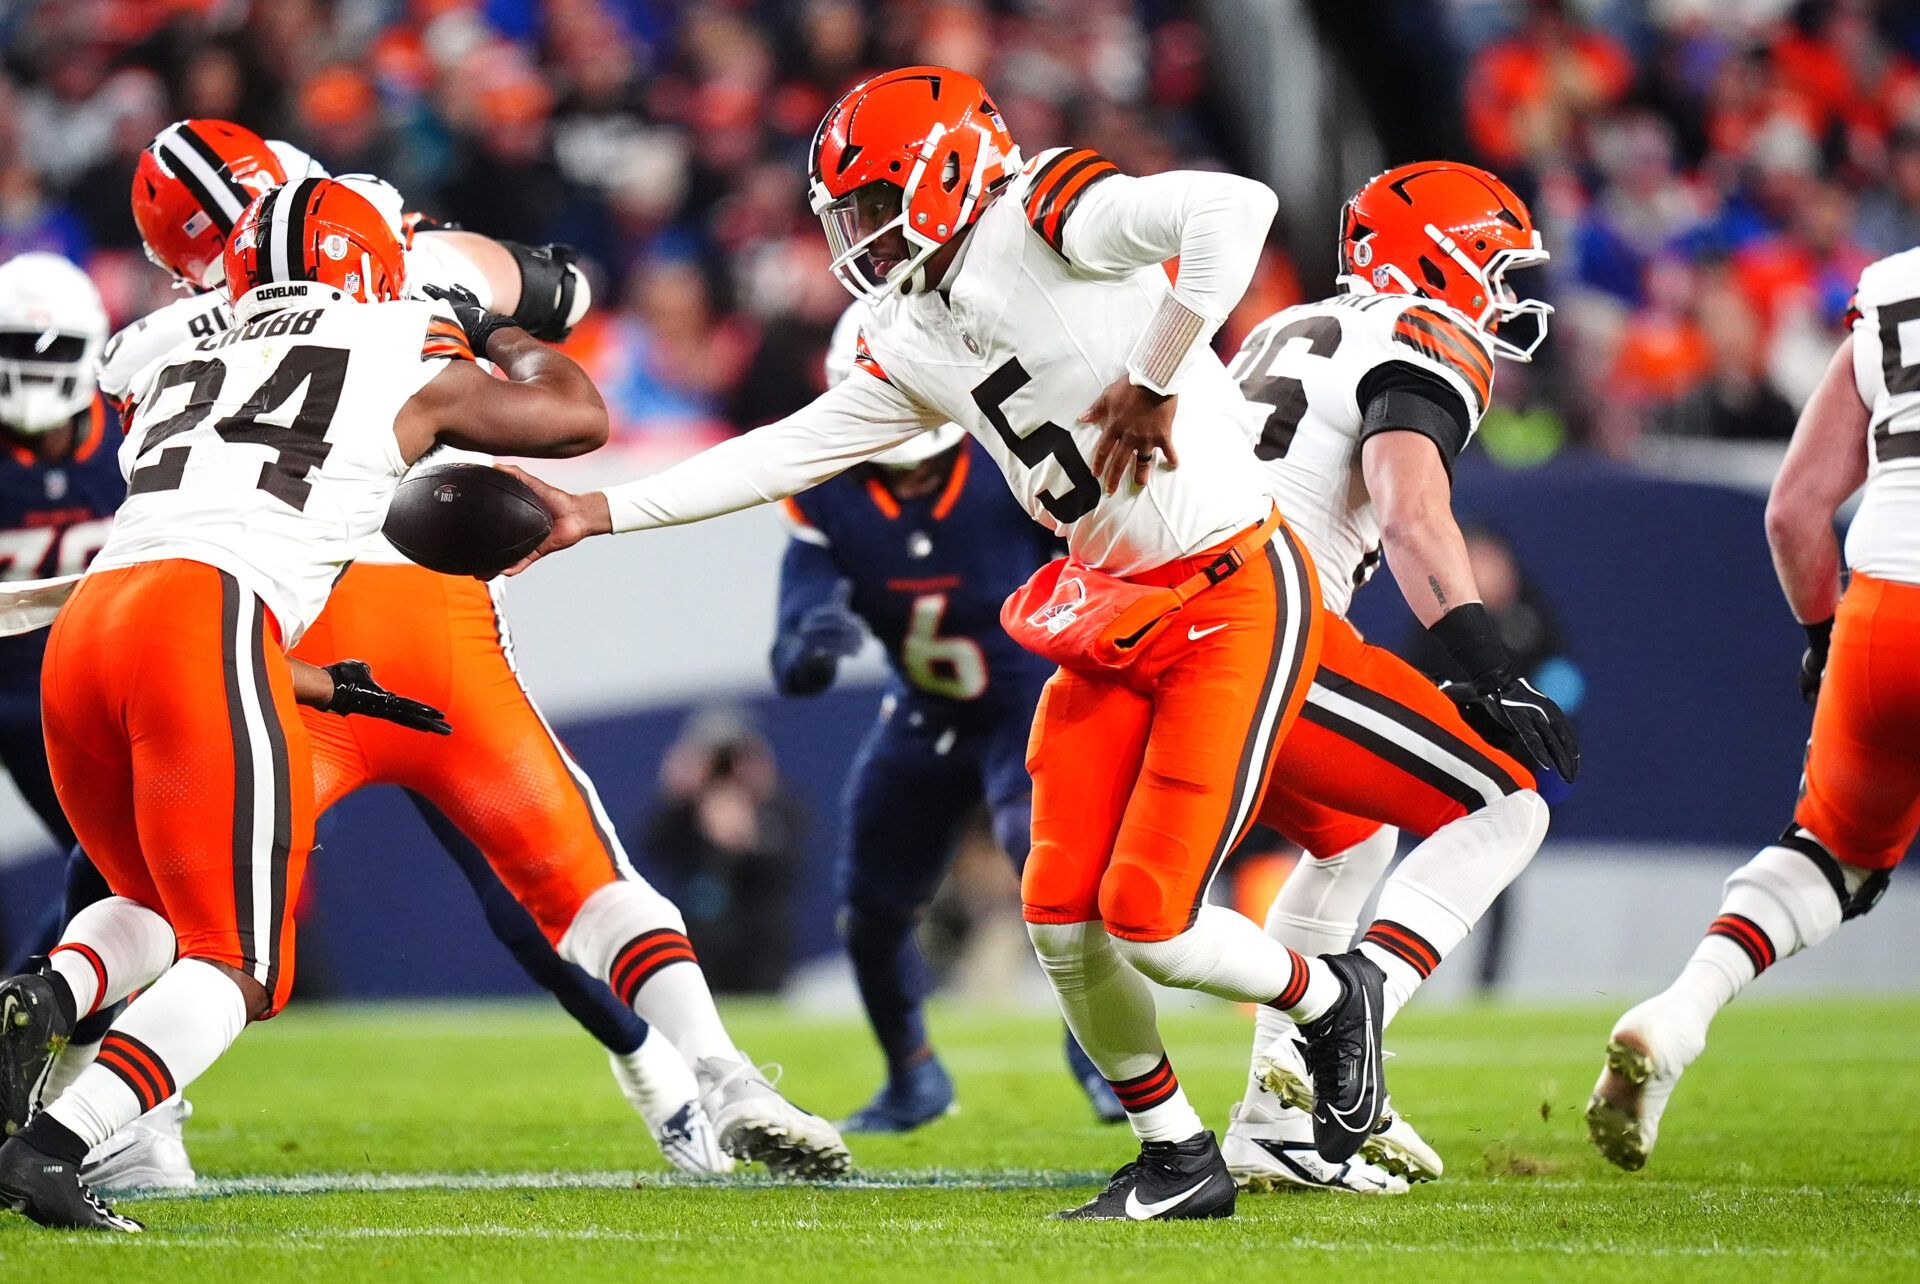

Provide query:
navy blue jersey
left=774, top=440, right=1057, bottom=719
left=0, top=397, right=124, bottom=680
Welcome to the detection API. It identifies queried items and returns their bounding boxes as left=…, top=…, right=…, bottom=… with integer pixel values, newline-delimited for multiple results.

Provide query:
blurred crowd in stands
left=1448, top=0, right=1920, bottom=457
left=0, top=0, right=1234, bottom=451
left=0, top=0, right=1915, bottom=458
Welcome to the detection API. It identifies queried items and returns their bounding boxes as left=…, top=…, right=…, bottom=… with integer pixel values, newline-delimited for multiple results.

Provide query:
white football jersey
left=92, top=286, right=457, bottom=643
left=1846, top=248, right=1920, bottom=587
left=100, top=222, right=495, bottom=567
left=1228, top=292, right=1496, bottom=616
left=854, top=154, right=1271, bottom=574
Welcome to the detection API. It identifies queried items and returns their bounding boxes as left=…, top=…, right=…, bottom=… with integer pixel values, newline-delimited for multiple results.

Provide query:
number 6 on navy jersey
left=971, top=358, right=1101, bottom=523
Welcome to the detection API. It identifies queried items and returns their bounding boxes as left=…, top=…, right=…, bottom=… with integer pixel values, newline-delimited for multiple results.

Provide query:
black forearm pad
left=1427, top=602, right=1513, bottom=689
left=501, top=240, right=581, bottom=341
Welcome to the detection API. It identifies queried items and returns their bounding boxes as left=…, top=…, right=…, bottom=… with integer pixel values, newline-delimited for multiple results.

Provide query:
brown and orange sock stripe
left=1706, top=913, right=1776, bottom=974
left=1363, top=920, right=1441, bottom=980
left=609, top=928, right=699, bottom=1007
left=1106, top=1055, right=1181, bottom=1115
left=1266, top=948, right=1313, bottom=1011
left=95, top=1031, right=178, bottom=1115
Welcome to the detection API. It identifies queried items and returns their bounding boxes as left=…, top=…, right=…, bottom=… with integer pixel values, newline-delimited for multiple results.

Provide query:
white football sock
left=1658, top=840, right=1849, bottom=1043
left=1029, top=921, right=1205, bottom=1143
left=610, top=1027, right=702, bottom=1130
left=1359, top=790, right=1547, bottom=1024
left=46, top=896, right=176, bottom=1020
left=1113, top=905, right=1342, bottom=1021
left=1251, top=826, right=1397, bottom=1087
left=558, top=880, right=741, bottom=1067
left=43, top=959, right=246, bottom=1149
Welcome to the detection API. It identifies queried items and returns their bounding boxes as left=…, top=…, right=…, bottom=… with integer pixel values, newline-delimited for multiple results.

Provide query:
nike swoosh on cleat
left=1124, top=1176, right=1213, bottom=1219
left=1187, top=623, right=1228, bottom=641
left=1324, top=990, right=1380, bottom=1129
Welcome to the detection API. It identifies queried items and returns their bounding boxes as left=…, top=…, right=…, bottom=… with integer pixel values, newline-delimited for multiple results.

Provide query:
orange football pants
left=1258, top=613, right=1537, bottom=853
left=1794, top=571, right=1920, bottom=870
left=291, top=562, right=627, bottom=941
left=1022, top=519, right=1323, bottom=941
left=41, top=560, right=313, bottom=1016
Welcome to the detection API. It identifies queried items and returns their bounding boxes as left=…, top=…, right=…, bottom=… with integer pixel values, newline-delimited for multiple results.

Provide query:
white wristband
left=1124, top=291, right=1212, bottom=395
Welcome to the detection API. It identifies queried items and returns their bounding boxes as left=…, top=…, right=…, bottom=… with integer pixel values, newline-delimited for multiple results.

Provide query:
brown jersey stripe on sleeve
left=1023, top=149, right=1094, bottom=222
left=422, top=319, right=475, bottom=362
left=1036, top=158, right=1119, bottom=253
left=1393, top=312, right=1492, bottom=409
left=1399, top=307, right=1494, bottom=386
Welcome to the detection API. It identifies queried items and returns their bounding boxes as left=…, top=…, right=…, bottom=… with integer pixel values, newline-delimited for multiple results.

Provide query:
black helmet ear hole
left=890, top=161, right=902, bottom=173
left=941, top=153, right=961, bottom=191
left=1419, top=256, right=1447, bottom=291
left=1475, top=239, right=1487, bottom=250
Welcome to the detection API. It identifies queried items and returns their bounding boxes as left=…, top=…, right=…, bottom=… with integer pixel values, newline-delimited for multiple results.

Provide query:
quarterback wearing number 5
left=513, top=65, right=1392, bottom=1220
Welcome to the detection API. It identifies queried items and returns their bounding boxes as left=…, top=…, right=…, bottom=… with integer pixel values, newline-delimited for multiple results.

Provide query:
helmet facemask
left=0, top=327, right=99, bottom=435
left=1424, top=224, right=1552, bottom=363
left=814, top=123, right=1015, bottom=305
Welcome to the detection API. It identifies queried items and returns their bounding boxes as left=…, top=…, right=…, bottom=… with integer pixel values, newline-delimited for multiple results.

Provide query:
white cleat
left=1361, top=1098, right=1443, bottom=1182
left=609, top=1039, right=734, bottom=1175
left=1252, top=1032, right=1316, bottom=1113
left=1586, top=994, right=1707, bottom=1172
left=81, top=1095, right=195, bottom=1194
left=1224, top=1098, right=1407, bottom=1194
left=696, top=1055, right=850, bottom=1180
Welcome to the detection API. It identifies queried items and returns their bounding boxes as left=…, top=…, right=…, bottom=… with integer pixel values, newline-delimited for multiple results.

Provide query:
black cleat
left=0, top=1135, right=142, bottom=1232
left=0, top=967, right=69, bottom=1137
left=1297, top=951, right=1388, bottom=1163
left=1054, top=1131, right=1236, bottom=1221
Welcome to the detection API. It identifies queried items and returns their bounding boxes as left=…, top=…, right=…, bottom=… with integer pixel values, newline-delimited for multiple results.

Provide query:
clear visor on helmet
left=821, top=180, right=931, bottom=303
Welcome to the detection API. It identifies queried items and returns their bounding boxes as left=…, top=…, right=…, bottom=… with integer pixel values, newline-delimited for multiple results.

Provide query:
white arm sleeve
left=603, top=371, right=945, bottom=532
left=1058, top=169, right=1277, bottom=325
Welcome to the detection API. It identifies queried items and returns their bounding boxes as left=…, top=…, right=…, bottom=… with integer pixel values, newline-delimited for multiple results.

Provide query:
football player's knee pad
left=555, top=878, right=688, bottom=976
left=1095, top=861, right=1185, bottom=943
left=1020, top=841, right=1102, bottom=925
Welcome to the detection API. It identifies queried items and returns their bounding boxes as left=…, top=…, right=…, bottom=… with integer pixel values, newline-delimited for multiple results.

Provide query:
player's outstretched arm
left=397, top=285, right=608, bottom=462
left=499, top=371, right=945, bottom=574
left=1765, top=334, right=1868, bottom=701
left=1364, top=430, right=1579, bottom=779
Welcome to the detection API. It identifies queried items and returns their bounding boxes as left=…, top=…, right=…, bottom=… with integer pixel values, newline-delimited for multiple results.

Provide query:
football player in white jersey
left=1182, top=163, right=1579, bottom=1191
left=0, top=178, right=609, bottom=1231
left=507, top=65, right=1416, bottom=1219
left=79, top=121, right=764, bottom=1183
left=1588, top=248, right=1918, bottom=1171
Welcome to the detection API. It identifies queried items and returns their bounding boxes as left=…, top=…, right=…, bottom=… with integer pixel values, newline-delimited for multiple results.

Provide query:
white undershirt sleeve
left=603, top=370, right=945, bottom=532
left=1058, top=169, right=1277, bottom=393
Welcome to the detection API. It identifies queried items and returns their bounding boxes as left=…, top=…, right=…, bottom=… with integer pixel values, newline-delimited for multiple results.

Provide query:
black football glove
left=324, top=660, right=451, bottom=735
left=1429, top=603, right=1581, bottom=781
left=771, top=586, right=865, bottom=697
left=420, top=283, right=522, bottom=357
left=499, top=240, right=586, bottom=341
left=1798, top=617, right=1833, bottom=706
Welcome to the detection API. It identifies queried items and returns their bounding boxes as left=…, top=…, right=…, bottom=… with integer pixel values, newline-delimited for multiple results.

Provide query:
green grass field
left=1, top=995, right=1916, bottom=1281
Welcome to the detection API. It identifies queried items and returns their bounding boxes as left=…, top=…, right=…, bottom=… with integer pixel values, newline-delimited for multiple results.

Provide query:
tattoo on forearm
left=1428, top=575, right=1448, bottom=608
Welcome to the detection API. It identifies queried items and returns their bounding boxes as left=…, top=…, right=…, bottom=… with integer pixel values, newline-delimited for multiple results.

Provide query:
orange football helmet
left=222, top=178, right=406, bottom=310
left=132, top=119, right=288, bottom=290
left=1338, top=161, right=1552, bottom=361
left=808, top=66, right=1021, bottom=302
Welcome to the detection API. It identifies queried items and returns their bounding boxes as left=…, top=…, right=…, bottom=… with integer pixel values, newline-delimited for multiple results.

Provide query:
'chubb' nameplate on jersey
left=92, top=294, right=457, bottom=643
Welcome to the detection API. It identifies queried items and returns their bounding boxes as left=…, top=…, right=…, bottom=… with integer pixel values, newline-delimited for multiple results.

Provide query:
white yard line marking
left=120, top=1167, right=1109, bottom=1201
